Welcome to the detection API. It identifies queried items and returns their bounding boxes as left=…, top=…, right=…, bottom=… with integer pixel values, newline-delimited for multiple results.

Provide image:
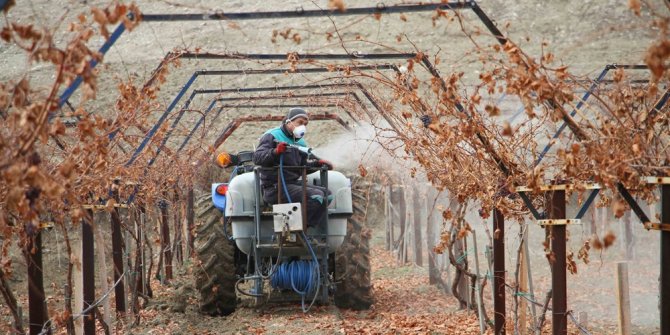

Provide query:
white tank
left=226, top=171, right=352, bottom=255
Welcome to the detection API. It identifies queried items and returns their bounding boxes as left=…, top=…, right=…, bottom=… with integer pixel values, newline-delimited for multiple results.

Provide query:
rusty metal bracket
left=536, top=219, right=581, bottom=226
left=646, top=222, right=670, bottom=232
left=515, top=183, right=601, bottom=192
left=38, top=221, right=55, bottom=229
left=644, top=176, right=670, bottom=185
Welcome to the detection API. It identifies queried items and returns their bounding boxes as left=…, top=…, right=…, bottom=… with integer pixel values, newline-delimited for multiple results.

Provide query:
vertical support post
left=93, top=212, right=111, bottom=328
left=137, top=205, right=146, bottom=297
left=519, top=237, right=528, bottom=335
left=524, top=227, right=538, bottom=330
left=385, top=185, right=391, bottom=251
left=661, top=184, right=670, bottom=335
left=413, top=190, right=424, bottom=266
left=616, top=262, right=631, bottom=335
left=391, top=185, right=406, bottom=262
left=110, top=183, right=126, bottom=313
left=187, top=188, right=195, bottom=257
left=472, top=230, right=486, bottom=334
left=493, top=208, right=506, bottom=335
left=622, top=211, right=634, bottom=260
left=82, top=211, right=96, bottom=335
left=389, top=185, right=394, bottom=252
left=26, top=225, right=49, bottom=335
left=547, top=189, right=567, bottom=335
left=159, top=198, right=173, bottom=281
left=172, top=189, right=183, bottom=265
left=427, top=186, right=438, bottom=285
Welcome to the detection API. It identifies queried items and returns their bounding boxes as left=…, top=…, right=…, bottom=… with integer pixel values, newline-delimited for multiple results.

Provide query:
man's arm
left=253, top=133, right=278, bottom=167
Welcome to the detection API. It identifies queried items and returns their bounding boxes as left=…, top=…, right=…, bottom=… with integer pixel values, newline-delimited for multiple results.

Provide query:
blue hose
left=275, top=152, right=321, bottom=312
left=279, top=154, right=292, bottom=203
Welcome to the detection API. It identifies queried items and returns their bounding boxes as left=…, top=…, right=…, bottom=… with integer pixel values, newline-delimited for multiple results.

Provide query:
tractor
left=193, top=146, right=372, bottom=315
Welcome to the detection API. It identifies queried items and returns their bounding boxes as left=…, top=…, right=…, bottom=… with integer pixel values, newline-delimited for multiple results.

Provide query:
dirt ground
left=122, top=228, right=548, bottom=335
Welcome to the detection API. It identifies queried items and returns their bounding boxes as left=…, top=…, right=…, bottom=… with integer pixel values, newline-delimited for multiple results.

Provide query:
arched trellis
left=122, top=56, right=411, bottom=168
left=175, top=91, right=368, bottom=153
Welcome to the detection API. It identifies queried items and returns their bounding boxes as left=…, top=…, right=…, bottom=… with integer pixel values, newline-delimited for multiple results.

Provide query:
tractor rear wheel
left=193, top=193, right=237, bottom=316
left=334, top=179, right=373, bottom=309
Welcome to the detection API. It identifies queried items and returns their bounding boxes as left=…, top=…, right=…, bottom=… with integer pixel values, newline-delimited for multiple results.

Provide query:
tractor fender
left=211, top=183, right=227, bottom=212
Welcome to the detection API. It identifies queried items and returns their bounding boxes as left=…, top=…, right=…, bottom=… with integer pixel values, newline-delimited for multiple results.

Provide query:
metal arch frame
left=174, top=81, right=396, bottom=154
left=534, top=64, right=662, bottom=167
left=146, top=99, right=354, bottom=168
left=56, top=0, right=499, bottom=112
left=140, top=2, right=473, bottom=22
left=208, top=112, right=352, bottom=157
left=507, top=64, right=662, bottom=219
left=175, top=91, right=367, bottom=153
left=53, top=0, right=510, bottom=159
left=123, top=57, right=410, bottom=167
left=131, top=58, right=416, bottom=171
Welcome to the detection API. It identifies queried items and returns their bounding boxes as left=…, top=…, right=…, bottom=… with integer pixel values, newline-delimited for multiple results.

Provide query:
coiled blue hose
left=270, top=260, right=317, bottom=295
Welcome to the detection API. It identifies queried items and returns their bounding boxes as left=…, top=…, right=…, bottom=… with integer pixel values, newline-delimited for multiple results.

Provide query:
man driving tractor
left=253, top=107, right=334, bottom=228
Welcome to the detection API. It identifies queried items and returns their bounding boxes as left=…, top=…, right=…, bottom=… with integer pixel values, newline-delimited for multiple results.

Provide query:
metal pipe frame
left=534, top=64, right=651, bottom=167
left=56, top=0, right=510, bottom=148
left=123, top=59, right=406, bottom=167
left=123, top=72, right=398, bottom=205
left=141, top=2, right=471, bottom=22
left=175, top=91, right=368, bottom=153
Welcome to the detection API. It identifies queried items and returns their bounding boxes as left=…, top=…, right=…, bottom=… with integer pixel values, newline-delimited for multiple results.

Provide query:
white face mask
left=293, top=124, right=306, bottom=139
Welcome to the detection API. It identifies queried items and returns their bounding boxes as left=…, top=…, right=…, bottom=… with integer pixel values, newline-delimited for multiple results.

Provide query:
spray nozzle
left=273, top=139, right=315, bottom=157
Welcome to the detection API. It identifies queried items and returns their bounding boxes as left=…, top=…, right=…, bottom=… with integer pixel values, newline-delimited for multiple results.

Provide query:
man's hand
left=275, top=142, right=288, bottom=155
left=318, top=159, right=334, bottom=170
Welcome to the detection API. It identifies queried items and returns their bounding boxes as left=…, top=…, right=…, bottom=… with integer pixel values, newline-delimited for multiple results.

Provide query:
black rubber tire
left=193, top=193, right=237, bottom=316
left=334, top=179, right=373, bottom=310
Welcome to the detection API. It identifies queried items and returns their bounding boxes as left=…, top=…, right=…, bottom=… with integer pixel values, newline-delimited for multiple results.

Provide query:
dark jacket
left=253, top=124, right=319, bottom=187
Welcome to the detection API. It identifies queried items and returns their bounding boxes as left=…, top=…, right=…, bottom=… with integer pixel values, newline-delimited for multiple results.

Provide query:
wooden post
left=187, top=188, right=195, bottom=256
left=426, top=187, right=439, bottom=284
left=547, top=188, right=568, bottom=335
left=519, top=236, right=529, bottom=335
left=137, top=205, right=146, bottom=297
left=622, top=211, right=634, bottom=260
left=493, top=208, right=506, bottom=335
left=616, top=262, right=631, bottom=335
left=472, top=230, right=485, bottom=334
left=74, top=227, right=83, bottom=335
left=454, top=231, right=470, bottom=307
left=390, top=185, right=406, bottom=263
left=123, top=208, right=132, bottom=315
left=159, top=198, right=173, bottom=281
left=523, top=226, right=538, bottom=331
left=413, top=189, right=424, bottom=266
left=385, top=185, right=391, bottom=251
left=660, top=184, right=670, bottom=335
left=82, top=211, right=96, bottom=335
left=93, top=212, right=111, bottom=329
left=110, top=183, right=126, bottom=313
left=388, top=186, right=394, bottom=252
left=25, top=224, right=50, bottom=335
left=172, top=189, right=183, bottom=265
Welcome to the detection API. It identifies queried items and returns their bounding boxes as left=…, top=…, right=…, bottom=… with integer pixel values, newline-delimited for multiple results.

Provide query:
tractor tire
left=193, top=193, right=237, bottom=316
left=334, top=180, right=373, bottom=310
